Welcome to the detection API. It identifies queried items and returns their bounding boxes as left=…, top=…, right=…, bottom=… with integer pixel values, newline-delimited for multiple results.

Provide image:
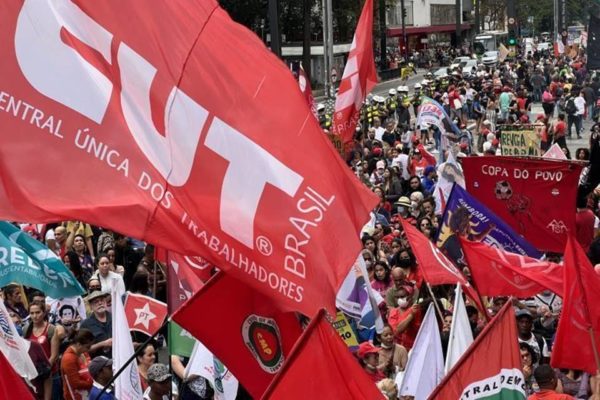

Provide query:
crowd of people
left=318, top=44, right=600, bottom=399
left=3, top=41, right=600, bottom=400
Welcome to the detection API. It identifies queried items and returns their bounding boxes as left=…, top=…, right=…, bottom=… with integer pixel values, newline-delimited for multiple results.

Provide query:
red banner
left=460, top=238, right=563, bottom=298
left=332, top=0, right=377, bottom=146
left=462, top=157, right=583, bottom=252
left=124, top=293, right=168, bottom=336
left=0, top=1, right=378, bottom=317
left=551, top=236, right=600, bottom=374
left=172, top=272, right=302, bottom=399
left=297, top=66, right=316, bottom=119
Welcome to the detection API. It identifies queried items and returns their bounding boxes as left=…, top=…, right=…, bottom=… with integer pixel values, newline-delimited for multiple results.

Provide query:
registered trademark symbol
left=256, top=235, right=272, bottom=256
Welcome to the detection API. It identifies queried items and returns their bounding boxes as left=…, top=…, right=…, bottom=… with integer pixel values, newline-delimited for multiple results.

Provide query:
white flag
left=336, top=254, right=384, bottom=333
left=432, top=151, right=464, bottom=214
left=0, top=300, right=37, bottom=381
left=112, top=289, right=143, bottom=400
left=444, top=284, right=474, bottom=373
left=185, top=341, right=239, bottom=400
left=398, top=304, right=444, bottom=400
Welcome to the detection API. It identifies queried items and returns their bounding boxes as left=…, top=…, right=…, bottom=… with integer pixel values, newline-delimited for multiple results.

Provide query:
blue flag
left=0, top=222, right=85, bottom=297
left=436, top=185, right=542, bottom=264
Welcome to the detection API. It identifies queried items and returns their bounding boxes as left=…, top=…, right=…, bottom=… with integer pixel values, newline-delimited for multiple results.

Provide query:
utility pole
left=455, top=0, right=462, bottom=48
left=553, top=0, right=558, bottom=43
left=268, top=0, right=281, bottom=57
left=379, top=0, right=387, bottom=69
left=322, top=0, right=334, bottom=98
left=474, top=0, right=480, bottom=34
left=400, top=0, right=408, bottom=59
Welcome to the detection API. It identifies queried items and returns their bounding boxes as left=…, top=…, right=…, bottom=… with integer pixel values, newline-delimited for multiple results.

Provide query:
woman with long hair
left=63, top=251, right=90, bottom=290
left=61, top=329, right=94, bottom=400
left=136, top=342, right=157, bottom=392
left=70, top=234, right=94, bottom=278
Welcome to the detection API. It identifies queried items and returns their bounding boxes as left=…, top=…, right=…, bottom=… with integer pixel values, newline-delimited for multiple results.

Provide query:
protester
left=80, top=291, right=113, bottom=358
left=528, top=365, right=576, bottom=400
left=88, top=356, right=115, bottom=400
left=61, top=329, right=95, bottom=400
left=144, top=363, right=172, bottom=400
left=136, top=342, right=157, bottom=392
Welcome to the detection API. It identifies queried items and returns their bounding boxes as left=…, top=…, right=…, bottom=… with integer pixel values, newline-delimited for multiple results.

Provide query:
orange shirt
left=528, top=389, right=575, bottom=400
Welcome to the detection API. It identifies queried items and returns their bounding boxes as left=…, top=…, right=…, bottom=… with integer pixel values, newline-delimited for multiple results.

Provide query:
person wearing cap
left=80, top=290, right=112, bottom=357
left=88, top=356, right=115, bottom=400
left=516, top=308, right=550, bottom=366
left=387, top=283, right=422, bottom=350
left=370, top=159, right=386, bottom=186
left=356, top=341, right=385, bottom=383
left=144, top=363, right=172, bottom=400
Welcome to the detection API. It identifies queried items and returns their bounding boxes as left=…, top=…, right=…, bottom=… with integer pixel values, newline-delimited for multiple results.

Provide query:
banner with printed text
left=0, top=221, right=84, bottom=298
left=462, top=157, right=583, bottom=252
left=499, top=126, right=540, bottom=156
left=0, top=1, right=378, bottom=317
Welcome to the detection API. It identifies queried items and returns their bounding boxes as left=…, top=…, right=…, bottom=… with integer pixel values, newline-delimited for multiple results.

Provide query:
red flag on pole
left=261, top=309, right=385, bottom=399
left=460, top=238, right=563, bottom=297
left=124, top=293, right=168, bottom=336
left=162, top=249, right=206, bottom=314
left=297, top=66, right=317, bottom=119
left=332, top=0, right=377, bottom=147
left=462, top=156, right=583, bottom=252
left=172, top=272, right=303, bottom=399
left=400, top=219, right=485, bottom=313
left=0, top=348, right=34, bottom=399
left=0, top=1, right=378, bottom=317
left=551, top=236, right=600, bottom=374
left=429, top=302, right=526, bottom=399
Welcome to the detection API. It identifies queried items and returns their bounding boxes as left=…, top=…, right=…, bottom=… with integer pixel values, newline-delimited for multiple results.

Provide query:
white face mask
left=397, top=298, right=409, bottom=308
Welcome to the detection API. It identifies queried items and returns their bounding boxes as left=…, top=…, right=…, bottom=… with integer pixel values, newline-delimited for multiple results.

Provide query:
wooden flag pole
left=425, top=282, right=446, bottom=322
left=589, top=328, right=600, bottom=373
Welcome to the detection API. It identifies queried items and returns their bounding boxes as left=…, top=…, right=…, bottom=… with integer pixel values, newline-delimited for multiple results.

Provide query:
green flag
left=169, top=321, right=196, bottom=358
left=0, top=222, right=84, bottom=297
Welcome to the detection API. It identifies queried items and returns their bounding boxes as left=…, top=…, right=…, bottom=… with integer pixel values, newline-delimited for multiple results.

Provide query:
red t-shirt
left=553, top=121, right=566, bottom=139
left=387, top=307, right=422, bottom=350
left=527, top=389, right=575, bottom=400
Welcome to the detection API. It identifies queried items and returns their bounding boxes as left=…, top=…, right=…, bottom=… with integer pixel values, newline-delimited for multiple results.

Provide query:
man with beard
left=80, top=291, right=112, bottom=358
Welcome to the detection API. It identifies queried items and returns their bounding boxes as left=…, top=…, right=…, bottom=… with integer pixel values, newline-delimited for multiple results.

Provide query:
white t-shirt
left=518, top=334, right=550, bottom=362
left=575, top=96, right=586, bottom=116
left=95, top=271, right=126, bottom=299
left=392, top=154, right=410, bottom=180
left=375, top=126, right=386, bottom=141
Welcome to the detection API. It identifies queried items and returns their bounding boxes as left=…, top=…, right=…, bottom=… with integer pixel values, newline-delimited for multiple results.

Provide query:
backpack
left=565, top=98, right=577, bottom=115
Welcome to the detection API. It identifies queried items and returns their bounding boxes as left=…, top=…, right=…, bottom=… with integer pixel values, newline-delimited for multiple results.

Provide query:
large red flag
left=0, top=1, right=378, bottom=317
left=124, top=293, right=168, bottom=336
left=172, top=272, right=303, bottom=399
left=551, top=236, right=600, bottom=374
left=428, top=302, right=526, bottom=399
left=462, top=157, right=583, bottom=252
left=400, top=219, right=484, bottom=313
left=460, top=238, right=563, bottom=298
left=262, top=309, right=385, bottom=399
left=0, top=348, right=34, bottom=400
left=332, top=0, right=377, bottom=146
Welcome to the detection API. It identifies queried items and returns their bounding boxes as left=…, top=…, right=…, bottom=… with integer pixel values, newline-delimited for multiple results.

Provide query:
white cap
left=414, top=83, right=422, bottom=89
left=389, top=88, right=397, bottom=96
left=397, top=86, right=409, bottom=93
left=374, top=95, right=385, bottom=103
left=317, top=103, right=325, bottom=111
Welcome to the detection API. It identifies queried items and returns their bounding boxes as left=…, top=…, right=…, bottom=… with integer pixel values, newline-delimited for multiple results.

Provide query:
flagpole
left=92, top=318, right=168, bottom=400
left=588, top=328, right=600, bottom=373
left=425, top=282, right=445, bottom=322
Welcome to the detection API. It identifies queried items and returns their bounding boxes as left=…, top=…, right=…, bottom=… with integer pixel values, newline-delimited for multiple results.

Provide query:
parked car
left=481, top=51, right=499, bottom=65
left=450, top=56, right=471, bottom=70
left=461, top=60, right=479, bottom=77
left=433, top=66, right=449, bottom=78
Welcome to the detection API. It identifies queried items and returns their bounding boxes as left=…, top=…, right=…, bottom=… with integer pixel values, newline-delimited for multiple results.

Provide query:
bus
left=473, top=31, right=508, bottom=55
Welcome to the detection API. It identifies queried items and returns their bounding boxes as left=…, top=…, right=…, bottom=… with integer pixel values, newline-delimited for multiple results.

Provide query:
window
left=386, top=2, right=414, bottom=26
left=430, top=4, right=456, bottom=25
